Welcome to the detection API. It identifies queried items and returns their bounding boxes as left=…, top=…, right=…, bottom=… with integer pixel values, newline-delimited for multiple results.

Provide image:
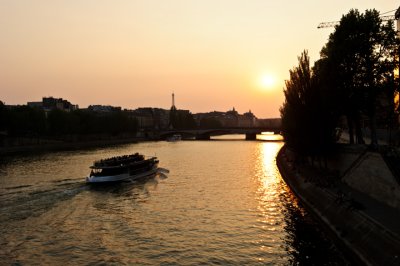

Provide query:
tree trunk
left=355, top=112, right=364, bottom=144
left=369, top=112, right=378, bottom=147
left=347, top=114, right=354, bottom=144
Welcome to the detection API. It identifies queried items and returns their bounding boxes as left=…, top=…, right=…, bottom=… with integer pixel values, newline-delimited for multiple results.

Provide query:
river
left=0, top=135, right=349, bottom=265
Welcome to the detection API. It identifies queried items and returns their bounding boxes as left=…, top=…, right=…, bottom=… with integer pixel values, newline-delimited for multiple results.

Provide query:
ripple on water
left=0, top=140, right=350, bottom=265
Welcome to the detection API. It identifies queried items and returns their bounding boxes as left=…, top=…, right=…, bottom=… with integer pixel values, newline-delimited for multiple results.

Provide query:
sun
left=259, top=74, right=276, bottom=89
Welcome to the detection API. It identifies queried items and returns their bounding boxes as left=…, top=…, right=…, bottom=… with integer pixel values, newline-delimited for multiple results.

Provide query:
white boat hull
left=86, top=166, right=158, bottom=183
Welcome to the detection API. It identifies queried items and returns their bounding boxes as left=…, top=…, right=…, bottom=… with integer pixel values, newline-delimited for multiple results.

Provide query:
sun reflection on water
left=257, top=132, right=283, bottom=142
left=0, top=140, right=349, bottom=265
left=255, top=142, right=284, bottom=203
left=255, top=142, right=307, bottom=221
left=253, top=142, right=287, bottom=251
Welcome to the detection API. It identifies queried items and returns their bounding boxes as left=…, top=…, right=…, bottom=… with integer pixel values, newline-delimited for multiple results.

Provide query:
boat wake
left=157, top=167, right=170, bottom=174
left=154, top=167, right=169, bottom=180
left=0, top=181, right=88, bottom=224
left=0, top=166, right=170, bottom=225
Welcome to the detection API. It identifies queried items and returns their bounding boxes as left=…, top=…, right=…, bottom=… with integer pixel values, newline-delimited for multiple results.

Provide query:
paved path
left=337, top=182, right=400, bottom=237
left=277, top=146, right=400, bottom=265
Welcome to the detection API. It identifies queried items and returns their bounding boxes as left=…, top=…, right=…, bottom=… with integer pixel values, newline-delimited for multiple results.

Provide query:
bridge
left=159, top=127, right=281, bottom=140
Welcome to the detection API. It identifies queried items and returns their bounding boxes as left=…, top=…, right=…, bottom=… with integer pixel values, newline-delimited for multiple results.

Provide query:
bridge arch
left=159, top=127, right=281, bottom=140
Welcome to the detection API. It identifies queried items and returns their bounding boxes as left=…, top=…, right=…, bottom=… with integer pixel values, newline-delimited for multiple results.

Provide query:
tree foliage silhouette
left=321, top=9, right=399, bottom=146
left=281, top=8, right=399, bottom=158
left=0, top=105, right=138, bottom=140
left=281, top=51, right=337, bottom=159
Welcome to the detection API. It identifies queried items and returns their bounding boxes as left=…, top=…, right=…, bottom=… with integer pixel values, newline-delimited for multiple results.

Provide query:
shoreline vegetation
left=277, top=8, right=400, bottom=265
left=0, top=102, right=143, bottom=156
left=280, top=9, right=399, bottom=159
left=0, top=135, right=144, bottom=156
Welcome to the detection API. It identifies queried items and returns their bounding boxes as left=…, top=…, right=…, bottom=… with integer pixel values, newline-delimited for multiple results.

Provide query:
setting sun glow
left=259, top=74, right=276, bottom=89
left=0, top=1, right=395, bottom=118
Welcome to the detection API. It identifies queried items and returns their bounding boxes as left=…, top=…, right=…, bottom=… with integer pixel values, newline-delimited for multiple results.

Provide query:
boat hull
left=86, top=166, right=158, bottom=183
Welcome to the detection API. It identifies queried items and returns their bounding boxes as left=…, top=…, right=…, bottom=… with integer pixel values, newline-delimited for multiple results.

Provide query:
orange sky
left=0, top=0, right=398, bottom=118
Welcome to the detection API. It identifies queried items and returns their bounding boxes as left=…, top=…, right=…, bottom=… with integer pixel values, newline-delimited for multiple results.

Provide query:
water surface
left=0, top=136, right=348, bottom=265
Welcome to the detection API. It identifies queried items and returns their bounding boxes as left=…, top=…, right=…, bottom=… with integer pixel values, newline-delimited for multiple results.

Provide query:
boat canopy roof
left=93, top=153, right=141, bottom=166
left=90, top=153, right=157, bottom=169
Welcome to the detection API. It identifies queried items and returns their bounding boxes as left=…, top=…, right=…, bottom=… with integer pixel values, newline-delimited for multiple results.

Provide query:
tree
left=281, top=50, right=337, bottom=160
left=47, top=109, right=138, bottom=137
left=0, top=101, right=6, bottom=131
left=47, top=109, right=78, bottom=135
left=321, top=9, right=399, bottom=146
left=6, top=105, right=46, bottom=136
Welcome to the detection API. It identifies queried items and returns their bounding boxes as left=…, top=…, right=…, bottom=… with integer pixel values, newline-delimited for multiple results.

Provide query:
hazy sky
left=1, top=1, right=398, bottom=118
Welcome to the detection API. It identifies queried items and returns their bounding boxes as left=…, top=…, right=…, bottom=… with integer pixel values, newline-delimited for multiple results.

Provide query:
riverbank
left=277, top=145, right=400, bottom=265
left=0, top=137, right=145, bottom=156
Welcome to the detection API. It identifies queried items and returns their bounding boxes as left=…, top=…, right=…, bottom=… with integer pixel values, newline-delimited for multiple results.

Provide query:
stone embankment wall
left=343, top=152, right=400, bottom=210
left=325, top=144, right=400, bottom=210
left=0, top=136, right=142, bottom=156
left=277, top=146, right=400, bottom=265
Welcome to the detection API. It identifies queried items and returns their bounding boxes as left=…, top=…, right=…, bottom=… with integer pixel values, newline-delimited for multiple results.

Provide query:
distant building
left=88, top=105, right=121, bottom=113
left=27, top=101, right=42, bottom=108
left=153, top=108, right=170, bottom=129
left=226, top=107, right=238, bottom=117
left=132, top=108, right=155, bottom=129
left=193, top=108, right=259, bottom=128
left=28, top=97, right=78, bottom=112
left=238, top=110, right=256, bottom=127
left=130, top=107, right=170, bottom=130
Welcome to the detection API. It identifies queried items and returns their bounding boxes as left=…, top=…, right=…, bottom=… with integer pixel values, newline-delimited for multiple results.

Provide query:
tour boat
left=86, top=153, right=160, bottom=183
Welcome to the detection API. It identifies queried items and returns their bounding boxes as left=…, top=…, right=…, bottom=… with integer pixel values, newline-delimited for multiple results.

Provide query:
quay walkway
left=277, top=145, right=400, bottom=265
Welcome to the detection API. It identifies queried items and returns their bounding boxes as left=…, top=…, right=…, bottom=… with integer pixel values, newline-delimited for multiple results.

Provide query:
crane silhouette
left=317, top=7, right=400, bottom=29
